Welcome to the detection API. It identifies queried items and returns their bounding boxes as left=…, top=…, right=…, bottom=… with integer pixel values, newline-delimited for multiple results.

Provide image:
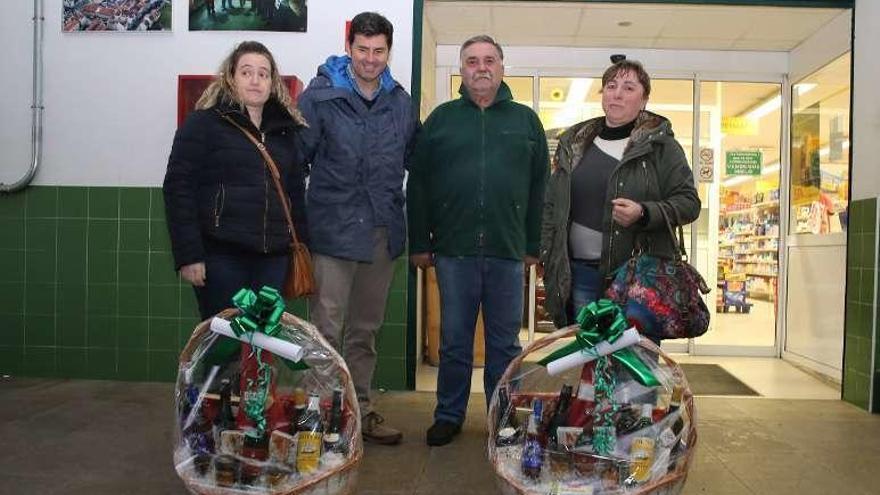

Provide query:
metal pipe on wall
left=1, top=0, right=44, bottom=193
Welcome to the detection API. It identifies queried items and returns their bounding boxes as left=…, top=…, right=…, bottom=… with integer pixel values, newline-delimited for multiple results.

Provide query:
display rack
left=718, top=190, right=780, bottom=302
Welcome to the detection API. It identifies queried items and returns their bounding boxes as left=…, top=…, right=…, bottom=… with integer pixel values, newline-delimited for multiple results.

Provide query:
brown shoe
left=362, top=412, right=403, bottom=445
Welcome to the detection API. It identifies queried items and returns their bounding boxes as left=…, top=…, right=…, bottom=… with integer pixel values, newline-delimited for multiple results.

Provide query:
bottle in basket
left=521, top=398, right=545, bottom=480
left=323, top=388, right=346, bottom=454
left=289, top=387, right=307, bottom=434
left=296, top=394, right=324, bottom=474
left=630, top=435, right=656, bottom=484
left=213, top=378, right=237, bottom=443
left=547, top=384, right=573, bottom=449
left=496, top=386, right=520, bottom=447
left=566, top=363, right=596, bottom=428
left=186, top=402, right=215, bottom=475
left=240, top=432, right=269, bottom=486
left=666, top=381, right=687, bottom=472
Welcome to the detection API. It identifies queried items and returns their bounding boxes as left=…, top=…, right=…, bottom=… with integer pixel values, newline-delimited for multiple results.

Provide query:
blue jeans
left=570, top=259, right=602, bottom=317
left=434, top=255, right=524, bottom=425
left=193, top=252, right=288, bottom=319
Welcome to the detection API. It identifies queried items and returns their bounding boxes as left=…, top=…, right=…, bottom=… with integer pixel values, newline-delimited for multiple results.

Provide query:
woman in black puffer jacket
left=164, top=41, right=308, bottom=319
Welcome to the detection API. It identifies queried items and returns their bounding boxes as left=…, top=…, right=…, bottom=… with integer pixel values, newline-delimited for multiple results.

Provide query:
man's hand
left=410, top=252, right=433, bottom=268
left=179, top=262, right=206, bottom=287
left=523, top=255, right=540, bottom=267
left=611, top=198, right=644, bottom=228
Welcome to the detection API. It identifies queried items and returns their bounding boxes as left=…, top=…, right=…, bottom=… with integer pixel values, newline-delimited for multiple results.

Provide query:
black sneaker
left=426, top=420, right=462, bottom=446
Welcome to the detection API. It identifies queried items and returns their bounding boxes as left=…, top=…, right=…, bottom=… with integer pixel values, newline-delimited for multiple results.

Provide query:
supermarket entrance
left=416, top=1, right=851, bottom=388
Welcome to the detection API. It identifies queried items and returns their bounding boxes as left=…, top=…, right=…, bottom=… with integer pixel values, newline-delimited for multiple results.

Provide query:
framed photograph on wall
left=189, top=0, right=307, bottom=32
left=177, top=75, right=304, bottom=127
left=63, top=0, right=172, bottom=32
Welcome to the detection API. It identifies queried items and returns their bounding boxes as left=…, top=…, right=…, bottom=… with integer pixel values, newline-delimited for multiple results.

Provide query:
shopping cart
left=718, top=274, right=752, bottom=313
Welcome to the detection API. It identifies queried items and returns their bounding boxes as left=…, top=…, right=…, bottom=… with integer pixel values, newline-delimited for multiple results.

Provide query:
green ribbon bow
left=230, top=286, right=285, bottom=338
left=538, top=299, right=659, bottom=388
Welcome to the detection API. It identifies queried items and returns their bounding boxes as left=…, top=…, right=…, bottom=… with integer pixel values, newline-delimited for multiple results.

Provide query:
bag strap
left=222, top=115, right=302, bottom=248
left=657, top=203, right=688, bottom=261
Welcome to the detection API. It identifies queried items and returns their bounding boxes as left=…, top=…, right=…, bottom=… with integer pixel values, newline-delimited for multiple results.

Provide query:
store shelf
left=746, top=272, right=777, bottom=278
left=721, top=201, right=779, bottom=216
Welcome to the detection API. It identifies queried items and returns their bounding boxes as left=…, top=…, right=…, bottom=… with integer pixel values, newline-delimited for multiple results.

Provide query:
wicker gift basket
left=174, top=288, right=362, bottom=495
left=488, top=301, right=697, bottom=495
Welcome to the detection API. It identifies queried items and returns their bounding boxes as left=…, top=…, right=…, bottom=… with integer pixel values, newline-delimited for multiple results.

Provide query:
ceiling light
left=744, top=84, right=816, bottom=121
left=550, top=79, right=594, bottom=129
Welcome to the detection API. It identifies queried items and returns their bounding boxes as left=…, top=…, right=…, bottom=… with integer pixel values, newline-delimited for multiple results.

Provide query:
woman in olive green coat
left=539, top=58, right=700, bottom=329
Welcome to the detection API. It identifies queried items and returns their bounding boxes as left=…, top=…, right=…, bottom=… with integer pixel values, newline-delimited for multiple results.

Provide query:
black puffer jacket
left=163, top=98, right=308, bottom=269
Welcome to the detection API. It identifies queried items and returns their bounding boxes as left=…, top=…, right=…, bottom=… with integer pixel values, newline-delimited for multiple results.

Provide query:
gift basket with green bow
left=488, top=300, right=697, bottom=495
left=174, top=287, right=362, bottom=495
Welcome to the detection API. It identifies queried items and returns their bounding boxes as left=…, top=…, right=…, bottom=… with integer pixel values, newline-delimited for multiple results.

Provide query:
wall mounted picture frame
left=189, top=0, right=307, bottom=32
left=63, top=0, right=172, bottom=32
left=177, top=75, right=304, bottom=127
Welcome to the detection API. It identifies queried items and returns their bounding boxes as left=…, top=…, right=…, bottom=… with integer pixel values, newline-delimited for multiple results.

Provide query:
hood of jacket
left=557, top=110, right=674, bottom=173
left=213, top=96, right=307, bottom=132
left=307, top=55, right=400, bottom=100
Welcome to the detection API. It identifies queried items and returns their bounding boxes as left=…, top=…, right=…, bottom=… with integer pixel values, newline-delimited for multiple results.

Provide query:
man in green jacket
left=408, top=35, right=549, bottom=447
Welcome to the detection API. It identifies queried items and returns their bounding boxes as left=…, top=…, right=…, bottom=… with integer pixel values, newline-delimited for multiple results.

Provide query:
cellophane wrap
left=174, top=308, right=362, bottom=495
left=488, top=326, right=696, bottom=495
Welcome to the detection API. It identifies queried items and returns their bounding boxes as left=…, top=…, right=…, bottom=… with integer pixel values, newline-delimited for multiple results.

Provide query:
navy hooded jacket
left=296, top=55, right=419, bottom=262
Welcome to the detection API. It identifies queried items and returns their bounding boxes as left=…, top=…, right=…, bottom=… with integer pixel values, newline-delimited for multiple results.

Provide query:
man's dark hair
left=348, top=12, right=394, bottom=49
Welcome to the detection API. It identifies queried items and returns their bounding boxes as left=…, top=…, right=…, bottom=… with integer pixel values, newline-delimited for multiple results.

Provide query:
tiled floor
left=0, top=360, right=867, bottom=495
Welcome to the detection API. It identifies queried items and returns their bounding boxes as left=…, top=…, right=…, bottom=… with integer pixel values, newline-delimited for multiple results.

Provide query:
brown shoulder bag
left=223, top=115, right=315, bottom=299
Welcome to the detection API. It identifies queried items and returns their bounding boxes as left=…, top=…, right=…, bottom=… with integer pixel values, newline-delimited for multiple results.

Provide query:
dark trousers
left=193, top=252, right=288, bottom=320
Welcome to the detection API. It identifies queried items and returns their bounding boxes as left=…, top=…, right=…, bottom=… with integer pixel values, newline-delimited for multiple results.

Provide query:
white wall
left=851, top=0, right=880, bottom=200
left=0, top=0, right=414, bottom=187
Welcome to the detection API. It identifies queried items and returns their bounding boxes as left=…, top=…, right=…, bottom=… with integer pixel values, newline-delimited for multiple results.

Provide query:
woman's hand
left=611, top=198, right=644, bottom=228
left=410, top=252, right=433, bottom=269
left=179, top=262, right=206, bottom=287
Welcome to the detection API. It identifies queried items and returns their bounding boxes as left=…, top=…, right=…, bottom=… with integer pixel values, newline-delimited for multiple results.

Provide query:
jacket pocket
left=213, top=184, right=226, bottom=227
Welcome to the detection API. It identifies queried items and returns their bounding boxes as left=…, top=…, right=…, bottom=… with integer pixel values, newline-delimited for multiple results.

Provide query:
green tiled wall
left=0, top=186, right=412, bottom=389
left=843, top=197, right=876, bottom=411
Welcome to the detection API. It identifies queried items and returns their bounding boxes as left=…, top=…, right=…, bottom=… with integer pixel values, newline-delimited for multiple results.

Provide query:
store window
left=790, top=53, right=850, bottom=235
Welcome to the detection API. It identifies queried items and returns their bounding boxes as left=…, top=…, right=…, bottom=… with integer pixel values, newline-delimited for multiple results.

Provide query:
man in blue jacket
left=296, top=11, right=418, bottom=445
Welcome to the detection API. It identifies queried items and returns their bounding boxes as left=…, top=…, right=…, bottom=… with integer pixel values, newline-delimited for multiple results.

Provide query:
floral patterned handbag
left=605, top=205, right=711, bottom=339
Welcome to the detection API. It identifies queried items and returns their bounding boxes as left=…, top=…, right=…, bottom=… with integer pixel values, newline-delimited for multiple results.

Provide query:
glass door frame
left=433, top=66, right=790, bottom=358
left=686, top=74, right=789, bottom=358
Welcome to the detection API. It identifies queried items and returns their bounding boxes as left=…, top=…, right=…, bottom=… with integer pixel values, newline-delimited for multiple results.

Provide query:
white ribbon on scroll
left=209, top=317, right=305, bottom=363
left=545, top=327, right=641, bottom=376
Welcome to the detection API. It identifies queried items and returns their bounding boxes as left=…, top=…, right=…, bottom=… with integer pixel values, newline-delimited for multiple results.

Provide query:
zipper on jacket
left=261, top=131, right=269, bottom=253
left=213, top=184, right=225, bottom=227
left=479, top=109, right=486, bottom=248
